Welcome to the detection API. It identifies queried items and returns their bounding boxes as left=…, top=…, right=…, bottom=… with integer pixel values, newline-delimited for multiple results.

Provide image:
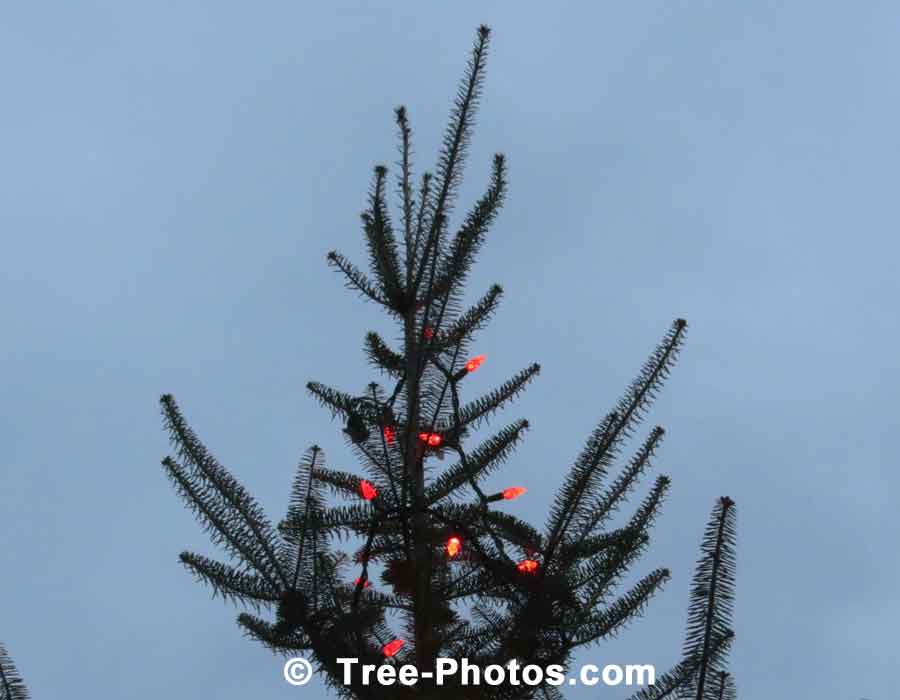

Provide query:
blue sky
left=3, top=2, right=899, bottom=698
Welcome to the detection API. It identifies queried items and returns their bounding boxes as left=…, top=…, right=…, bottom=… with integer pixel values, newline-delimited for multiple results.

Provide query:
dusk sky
left=3, top=3, right=899, bottom=698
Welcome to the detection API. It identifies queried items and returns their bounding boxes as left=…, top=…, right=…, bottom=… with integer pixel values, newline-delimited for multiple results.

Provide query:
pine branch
left=361, top=165, right=405, bottom=307
left=428, top=152, right=507, bottom=303
left=438, top=503, right=544, bottom=552
left=624, top=475, right=672, bottom=540
left=162, top=456, right=283, bottom=590
left=281, top=447, right=332, bottom=591
left=575, top=527, right=651, bottom=608
left=546, top=319, right=687, bottom=558
left=160, top=395, right=287, bottom=587
left=680, top=497, right=737, bottom=700
left=537, top=687, right=565, bottom=700
left=0, top=644, right=29, bottom=700
left=427, top=283, right=503, bottom=356
left=713, top=671, right=737, bottom=700
left=286, top=447, right=324, bottom=525
left=312, top=466, right=375, bottom=501
left=545, top=410, right=619, bottom=555
left=237, top=613, right=312, bottom=652
left=425, top=419, right=529, bottom=504
left=412, top=25, right=493, bottom=298
left=363, top=331, right=406, bottom=377
left=573, top=568, right=670, bottom=645
left=624, top=630, right=734, bottom=700
left=445, top=362, right=540, bottom=432
left=409, top=171, right=433, bottom=282
left=435, top=25, right=493, bottom=217
left=477, top=508, right=544, bottom=551
left=305, top=383, right=379, bottom=423
left=626, top=661, right=698, bottom=700
left=610, top=319, right=687, bottom=443
left=326, top=250, right=391, bottom=308
left=575, top=426, right=666, bottom=542
left=571, top=476, right=670, bottom=607
left=280, top=503, right=387, bottom=540
left=557, top=525, right=637, bottom=561
left=180, top=551, right=281, bottom=608
left=394, top=106, right=416, bottom=285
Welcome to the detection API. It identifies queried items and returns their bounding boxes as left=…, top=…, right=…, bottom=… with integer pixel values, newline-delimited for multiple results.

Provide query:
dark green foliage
left=179, top=551, right=280, bottom=608
left=625, top=631, right=734, bottom=700
left=678, top=497, right=738, bottom=700
left=632, top=498, right=738, bottom=700
left=0, top=644, right=29, bottom=700
left=712, top=671, right=737, bottom=700
left=157, top=24, right=738, bottom=699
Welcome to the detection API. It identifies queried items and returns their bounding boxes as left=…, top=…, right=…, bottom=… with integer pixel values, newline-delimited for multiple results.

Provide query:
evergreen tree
left=0, top=643, right=29, bottom=700
left=158, top=24, right=737, bottom=698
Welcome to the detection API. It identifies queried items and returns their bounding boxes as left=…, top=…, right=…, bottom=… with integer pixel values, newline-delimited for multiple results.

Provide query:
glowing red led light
left=446, top=536, right=462, bottom=558
left=383, top=425, right=395, bottom=444
left=418, top=431, right=443, bottom=448
left=354, top=577, right=370, bottom=588
left=359, top=480, right=378, bottom=501
left=465, top=354, right=486, bottom=372
left=382, top=639, right=405, bottom=657
left=503, top=487, right=527, bottom=501
left=517, top=559, right=539, bottom=574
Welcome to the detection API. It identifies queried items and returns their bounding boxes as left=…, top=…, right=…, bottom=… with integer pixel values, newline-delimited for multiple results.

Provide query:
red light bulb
left=465, top=354, right=486, bottom=372
left=517, top=559, right=539, bottom=574
left=427, top=433, right=443, bottom=447
left=359, top=480, right=378, bottom=501
left=503, top=487, right=527, bottom=501
left=383, top=425, right=395, bottom=444
left=382, top=639, right=405, bottom=657
left=446, top=536, right=462, bottom=558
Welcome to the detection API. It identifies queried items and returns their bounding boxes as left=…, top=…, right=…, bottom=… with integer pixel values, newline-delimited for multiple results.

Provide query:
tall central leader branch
left=405, top=309, right=429, bottom=677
